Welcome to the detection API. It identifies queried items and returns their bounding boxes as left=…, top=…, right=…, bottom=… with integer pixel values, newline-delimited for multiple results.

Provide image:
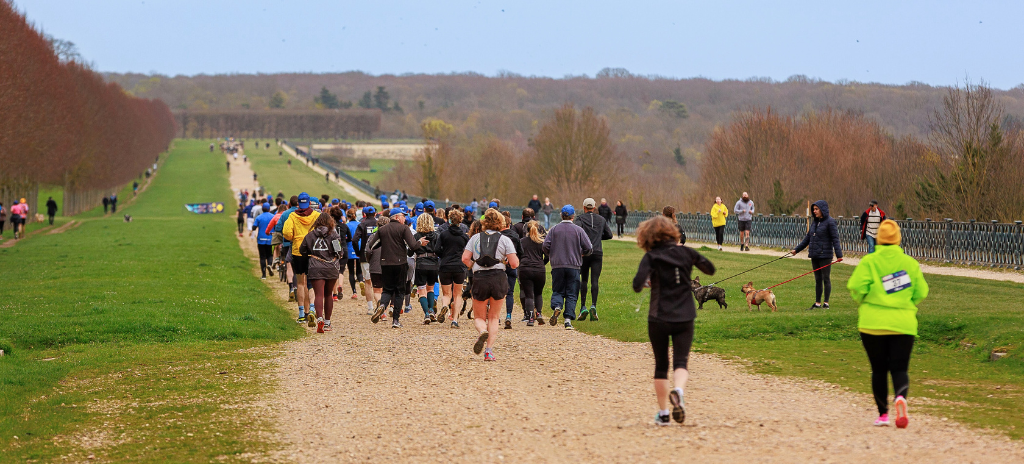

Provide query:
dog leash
left=706, top=253, right=793, bottom=287
left=761, top=258, right=843, bottom=291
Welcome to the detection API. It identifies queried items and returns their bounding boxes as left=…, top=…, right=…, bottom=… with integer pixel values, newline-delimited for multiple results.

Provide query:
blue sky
left=13, top=0, right=1024, bottom=88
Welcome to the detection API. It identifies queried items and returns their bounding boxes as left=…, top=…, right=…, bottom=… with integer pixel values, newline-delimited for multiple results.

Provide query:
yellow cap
left=876, top=219, right=901, bottom=245
left=20, top=198, right=26, bottom=203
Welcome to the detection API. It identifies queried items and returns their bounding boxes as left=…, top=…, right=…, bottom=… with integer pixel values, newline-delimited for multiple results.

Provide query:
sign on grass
left=185, top=202, right=225, bottom=214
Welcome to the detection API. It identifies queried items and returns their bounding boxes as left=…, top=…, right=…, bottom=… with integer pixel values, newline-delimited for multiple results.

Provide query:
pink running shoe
left=316, top=319, right=325, bottom=334
left=893, top=396, right=909, bottom=429
left=874, top=413, right=890, bottom=426
left=484, top=352, right=495, bottom=361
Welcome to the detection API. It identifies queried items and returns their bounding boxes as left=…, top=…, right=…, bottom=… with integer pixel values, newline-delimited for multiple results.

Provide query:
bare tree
left=529, top=103, right=617, bottom=200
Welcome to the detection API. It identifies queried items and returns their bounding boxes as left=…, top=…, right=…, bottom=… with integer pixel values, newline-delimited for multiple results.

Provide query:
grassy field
left=573, top=240, right=1024, bottom=438
left=342, top=158, right=409, bottom=190
left=0, top=140, right=301, bottom=462
left=242, top=141, right=358, bottom=203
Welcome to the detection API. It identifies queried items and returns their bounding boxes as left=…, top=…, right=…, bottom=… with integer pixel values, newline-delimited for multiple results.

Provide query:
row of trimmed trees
left=0, top=2, right=175, bottom=216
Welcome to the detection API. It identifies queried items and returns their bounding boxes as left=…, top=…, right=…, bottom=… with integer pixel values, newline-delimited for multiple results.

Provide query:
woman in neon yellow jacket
left=847, top=219, right=928, bottom=429
left=709, top=197, right=728, bottom=251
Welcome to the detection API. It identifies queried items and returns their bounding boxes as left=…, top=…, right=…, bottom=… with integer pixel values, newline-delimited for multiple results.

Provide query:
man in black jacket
left=45, top=197, right=58, bottom=225
left=527, top=194, right=542, bottom=212
left=574, top=198, right=614, bottom=321
left=598, top=198, right=613, bottom=223
left=368, top=208, right=428, bottom=328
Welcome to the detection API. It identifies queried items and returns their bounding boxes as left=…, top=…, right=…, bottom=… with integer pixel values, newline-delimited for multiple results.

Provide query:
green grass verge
left=575, top=241, right=1024, bottom=438
left=0, top=139, right=301, bottom=462
left=343, top=158, right=409, bottom=190
left=243, top=141, right=358, bottom=203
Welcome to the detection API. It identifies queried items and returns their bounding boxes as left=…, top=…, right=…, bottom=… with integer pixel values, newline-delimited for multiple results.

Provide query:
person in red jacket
left=859, top=200, right=886, bottom=254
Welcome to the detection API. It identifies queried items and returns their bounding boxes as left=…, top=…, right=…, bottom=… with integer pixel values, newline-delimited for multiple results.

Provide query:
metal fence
left=284, top=142, right=1024, bottom=270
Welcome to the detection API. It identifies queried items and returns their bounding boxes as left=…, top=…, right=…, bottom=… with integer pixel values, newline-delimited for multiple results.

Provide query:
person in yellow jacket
left=847, top=219, right=928, bottom=429
left=709, top=197, right=729, bottom=251
left=283, top=193, right=321, bottom=324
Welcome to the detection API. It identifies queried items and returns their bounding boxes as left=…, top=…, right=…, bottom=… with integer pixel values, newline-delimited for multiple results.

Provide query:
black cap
left=869, top=200, right=878, bottom=206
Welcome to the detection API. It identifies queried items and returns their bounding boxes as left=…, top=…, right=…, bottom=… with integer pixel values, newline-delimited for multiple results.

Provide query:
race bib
left=882, top=270, right=912, bottom=294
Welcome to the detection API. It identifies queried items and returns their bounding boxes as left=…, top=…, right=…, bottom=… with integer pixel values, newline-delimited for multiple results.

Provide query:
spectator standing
left=710, top=196, right=729, bottom=251
left=614, top=200, right=628, bottom=238
left=102, top=196, right=109, bottom=213
left=598, top=198, right=613, bottom=223
left=542, top=205, right=593, bottom=330
left=541, top=197, right=555, bottom=229
left=45, top=197, right=58, bottom=225
left=859, top=200, right=887, bottom=253
left=734, top=192, right=754, bottom=251
left=527, top=194, right=542, bottom=212
left=110, top=194, right=118, bottom=213
left=790, top=200, right=843, bottom=310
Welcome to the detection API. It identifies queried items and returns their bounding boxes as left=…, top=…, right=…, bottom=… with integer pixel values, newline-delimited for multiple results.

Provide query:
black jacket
left=632, top=240, right=715, bottom=323
left=519, top=235, right=548, bottom=272
left=794, top=200, right=843, bottom=260
left=46, top=199, right=57, bottom=215
left=435, top=224, right=469, bottom=273
left=527, top=199, right=542, bottom=212
left=366, top=220, right=423, bottom=266
left=500, top=228, right=524, bottom=274
left=597, top=204, right=613, bottom=222
left=614, top=205, right=627, bottom=225
left=573, top=212, right=614, bottom=256
left=413, top=230, right=440, bottom=270
left=352, top=216, right=378, bottom=260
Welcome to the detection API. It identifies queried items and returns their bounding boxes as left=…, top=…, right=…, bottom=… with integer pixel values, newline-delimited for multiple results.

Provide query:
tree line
left=173, top=110, right=382, bottom=139
left=1, top=2, right=175, bottom=213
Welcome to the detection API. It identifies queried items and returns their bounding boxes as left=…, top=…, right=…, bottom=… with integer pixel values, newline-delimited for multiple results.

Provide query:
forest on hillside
left=105, top=71, right=1024, bottom=220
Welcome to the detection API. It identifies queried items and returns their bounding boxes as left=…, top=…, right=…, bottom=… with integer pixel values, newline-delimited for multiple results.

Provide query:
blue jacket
left=794, top=200, right=843, bottom=260
left=254, top=212, right=275, bottom=245
left=346, top=220, right=360, bottom=259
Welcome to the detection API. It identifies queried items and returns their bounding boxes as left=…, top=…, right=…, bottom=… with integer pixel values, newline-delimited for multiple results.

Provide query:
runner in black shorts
left=413, top=213, right=440, bottom=324
left=461, top=209, right=519, bottom=361
left=434, top=209, right=469, bottom=327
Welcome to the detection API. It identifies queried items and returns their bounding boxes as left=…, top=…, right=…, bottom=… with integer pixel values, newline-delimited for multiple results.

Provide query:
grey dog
left=691, top=276, right=727, bottom=309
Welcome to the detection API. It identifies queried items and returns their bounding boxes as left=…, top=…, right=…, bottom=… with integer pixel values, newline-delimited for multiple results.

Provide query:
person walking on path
left=662, top=206, right=687, bottom=245
left=791, top=200, right=844, bottom=310
left=860, top=200, right=887, bottom=254
left=527, top=194, right=542, bottom=212
left=9, top=200, right=24, bottom=239
left=542, top=205, right=593, bottom=330
left=614, top=200, right=628, bottom=238
left=461, top=208, right=519, bottom=360
left=110, top=194, right=118, bottom=214
left=253, top=202, right=276, bottom=279
left=0, top=202, right=6, bottom=237
left=847, top=219, right=928, bottom=428
left=102, top=196, right=109, bottom=213
left=45, top=197, right=58, bottom=225
left=328, top=206, right=351, bottom=300
left=519, top=219, right=549, bottom=326
left=710, top=196, right=729, bottom=251
left=413, top=213, right=441, bottom=324
left=499, top=212, right=524, bottom=328
left=283, top=193, right=322, bottom=324
left=598, top=198, right=613, bottom=223
left=300, top=211, right=344, bottom=333
left=435, top=209, right=469, bottom=327
left=574, top=198, right=613, bottom=322
left=734, top=192, right=754, bottom=251
left=345, top=209, right=364, bottom=300
left=368, top=208, right=429, bottom=328
left=632, top=216, right=716, bottom=426
left=541, top=198, right=555, bottom=229
left=132, top=181, right=139, bottom=197
left=352, top=206, right=379, bottom=313
left=271, top=196, right=300, bottom=304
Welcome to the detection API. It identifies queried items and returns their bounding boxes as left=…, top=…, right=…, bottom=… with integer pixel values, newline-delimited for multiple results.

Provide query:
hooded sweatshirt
left=734, top=198, right=755, bottom=221
left=793, top=200, right=843, bottom=260
left=435, top=223, right=470, bottom=273
left=573, top=211, right=614, bottom=256
left=282, top=208, right=321, bottom=256
left=632, top=240, right=716, bottom=323
left=847, top=244, right=929, bottom=336
left=542, top=220, right=593, bottom=269
left=299, top=225, right=342, bottom=280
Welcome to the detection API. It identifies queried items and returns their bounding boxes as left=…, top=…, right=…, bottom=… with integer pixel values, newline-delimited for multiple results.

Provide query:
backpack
left=475, top=232, right=502, bottom=267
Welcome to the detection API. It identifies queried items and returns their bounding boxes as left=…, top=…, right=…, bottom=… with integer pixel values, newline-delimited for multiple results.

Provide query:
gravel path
left=225, top=152, right=1024, bottom=462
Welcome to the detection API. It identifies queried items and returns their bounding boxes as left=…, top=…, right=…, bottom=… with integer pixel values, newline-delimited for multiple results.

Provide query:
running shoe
left=527, top=319, right=535, bottom=327
left=392, top=320, right=403, bottom=329
left=388, top=308, right=393, bottom=318
left=332, top=294, right=339, bottom=301
left=893, top=396, right=909, bottom=428
left=404, top=305, right=412, bottom=314
left=654, top=413, right=671, bottom=426
left=437, top=306, right=449, bottom=324
left=806, top=303, right=822, bottom=311
left=316, top=318, right=325, bottom=334
left=823, top=303, right=830, bottom=309
left=430, top=313, right=437, bottom=323
left=288, top=289, right=296, bottom=302
left=550, top=308, right=561, bottom=326
left=261, top=276, right=267, bottom=280
left=536, top=313, right=546, bottom=326
left=564, top=320, right=574, bottom=330
left=504, top=319, right=512, bottom=330
left=578, top=307, right=590, bottom=321
left=370, top=302, right=386, bottom=324
left=520, top=316, right=530, bottom=322
left=307, top=313, right=316, bottom=328
left=323, top=322, right=333, bottom=332
left=295, top=316, right=306, bottom=324
left=268, top=268, right=274, bottom=277
left=484, top=352, right=495, bottom=361
left=423, top=317, right=431, bottom=325
left=473, top=332, right=488, bottom=354
left=874, top=413, right=891, bottom=427
left=359, top=282, right=365, bottom=294
left=451, top=321, right=459, bottom=329
left=350, top=294, right=358, bottom=299
left=466, top=309, right=473, bottom=320
left=590, top=306, right=599, bottom=322
left=669, top=390, right=686, bottom=424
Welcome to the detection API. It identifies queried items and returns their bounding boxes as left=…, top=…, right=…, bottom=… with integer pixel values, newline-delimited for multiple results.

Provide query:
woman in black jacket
left=413, top=213, right=441, bottom=324
left=790, top=200, right=844, bottom=310
left=614, top=200, right=627, bottom=238
left=519, top=220, right=548, bottom=326
left=434, top=209, right=470, bottom=327
left=632, top=216, right=715, bottom=426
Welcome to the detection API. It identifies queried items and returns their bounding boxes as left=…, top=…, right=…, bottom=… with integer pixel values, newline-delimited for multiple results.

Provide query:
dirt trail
left=223, top=156, right=1024, bottom=462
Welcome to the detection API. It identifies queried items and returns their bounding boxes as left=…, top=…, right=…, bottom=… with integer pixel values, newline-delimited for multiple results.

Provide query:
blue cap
left=363, top=206, right=376, bottom=215
left=331, top=198, right=339, bottom=204
left=488, top=201, right=498, bottom=208
left=382, top=201, right=389, bottom=208
left=415, top=202, right=424, bottom=210
left=561, top=204, right=575, bottom=216
left=297, top=192, right=310, bottom=209
left=390, top=208, right=404, bottom=217
left=464, top=206, right=472, bottom=213
left=262, top=202, right=271, bottom=211
left=424, top=200, right=435, bottom=210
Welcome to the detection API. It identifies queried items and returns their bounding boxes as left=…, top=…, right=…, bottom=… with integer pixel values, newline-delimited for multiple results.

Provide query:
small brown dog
left=741, top=281, right=777, bottom=312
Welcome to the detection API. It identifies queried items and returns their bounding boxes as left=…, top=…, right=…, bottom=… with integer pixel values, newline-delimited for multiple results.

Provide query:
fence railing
left=282, top=142, right=1024, bottom=270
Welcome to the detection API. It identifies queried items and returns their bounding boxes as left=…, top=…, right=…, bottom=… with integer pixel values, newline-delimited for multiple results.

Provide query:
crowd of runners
left=222, top=140, right=928, bottom=431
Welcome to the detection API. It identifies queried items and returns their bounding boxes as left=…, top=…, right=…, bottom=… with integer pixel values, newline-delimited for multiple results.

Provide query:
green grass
left=243, top=141, right=358, bottom=203
left=0, top=139, right=301, bottom=462
left=575, top=241, right=1024, bottom=438
left=342, top=158, right=409, bottom=189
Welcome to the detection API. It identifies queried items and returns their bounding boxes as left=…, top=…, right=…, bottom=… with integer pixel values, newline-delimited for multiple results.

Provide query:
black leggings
left=811, top=257, right=833, bottom=302
left=860, top=333, right=914, bottom=415
left=579, top=254, right=603, bottom=308
left=648, top=320, right=694, bottom=379
left=616, top=222, right=624, bottom=236
left=518, top=268, right=546, bottom=318
left=714, top=225, right=724, bottom=245
left=347, top=258, right=363, bottom=292
left=257, top=244, right=273, bottom=277
left=237, top=219, right=244, bottom=234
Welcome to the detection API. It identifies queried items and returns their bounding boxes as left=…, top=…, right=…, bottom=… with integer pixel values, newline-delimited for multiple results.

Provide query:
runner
left=413, top=213, right=440, bottom=324
left=8, top=200, right=22, bottom=240
left=499, top=212, right=523, bottom=328
left=364, top=216, right=386, bottom=315
left=283, top=193, right=321, bottom=326
left=252, top=202, right=276, bottom=279
left=632, top=216, right=716, bottom=426
left=236, top=202, right=247, bottom=237
left=368, top=209, right=428, bottom=328
left=353, top=206, right=379, bottom=313
left=542, top=205, right=592, bottom=330
left=0, top=201, right=6, bottom=238
left=299, top=211, right=344, bottom=333
left=344, top=209, right=364, bottom=300
left=574, top=198, right=613, bottom=322
left=734, top=192, right=755, bottom=251
left=248, top=200, right=263, bottom=239
left=435, top=209, right=469, bottom=328
left=519, top=219, right=548, bottom=326
left=328, top=206, right=351, bottom=300
left=847, top=219, right=928, bottom=428
left=15, top=198, right=29, bottom=237
left=461, top=208, right=519, bottom=360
